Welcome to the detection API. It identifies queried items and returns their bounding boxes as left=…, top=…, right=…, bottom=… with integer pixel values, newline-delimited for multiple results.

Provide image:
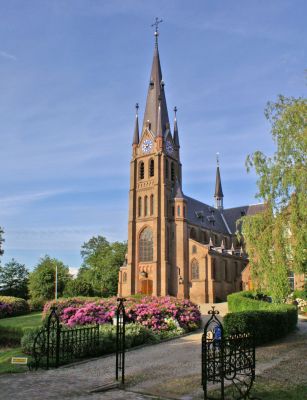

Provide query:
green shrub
left=225, top=291, right=297, bottom=345
left=21, top=327, right=42, bottom=354
left=28, top=298, right=45, bottom=312
left=224, top=309, right=297, bottom=345
left=21, top=323, right=159, bottom=360
left=227, top=291, right=295, bottom=312
left=0, top=296, right=30, bottom=318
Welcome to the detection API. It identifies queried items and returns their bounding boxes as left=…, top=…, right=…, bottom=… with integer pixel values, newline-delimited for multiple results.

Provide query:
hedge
left=0, top=296, right=30, bottom=319
left=225, top=291, right=298, bottom=345
left=21, top=323, right=183, bottom=362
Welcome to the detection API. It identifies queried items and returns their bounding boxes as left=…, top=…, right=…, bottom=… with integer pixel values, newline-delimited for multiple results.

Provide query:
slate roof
left=223, top=204, right=266, bottom=233
left=184, top=195, right=265, bottom=235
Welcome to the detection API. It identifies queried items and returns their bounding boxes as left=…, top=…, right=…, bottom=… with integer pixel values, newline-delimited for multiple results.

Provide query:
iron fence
left=30, top=307, right=99, bottom=370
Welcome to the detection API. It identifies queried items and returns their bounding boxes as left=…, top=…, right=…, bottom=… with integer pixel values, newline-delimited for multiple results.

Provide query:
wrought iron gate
left=202, top=307, right=256, bottom=400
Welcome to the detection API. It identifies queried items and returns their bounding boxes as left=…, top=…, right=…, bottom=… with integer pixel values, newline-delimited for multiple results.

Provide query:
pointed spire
left=132, top=103, right=140, bottom=145
left=174, top=177, right=184, bottom=199
left=142, top=23, right=169, bottom=137
left=214, top=153, right=224, bottom=210
left=173, top=106, right=180, bottom=147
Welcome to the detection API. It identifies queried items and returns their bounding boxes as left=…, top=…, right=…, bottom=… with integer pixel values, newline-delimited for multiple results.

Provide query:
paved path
left=0, top=316, right=306, bottom=400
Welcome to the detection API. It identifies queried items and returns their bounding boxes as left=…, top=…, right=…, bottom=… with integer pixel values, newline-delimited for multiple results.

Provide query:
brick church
left=118, top=27, right=265, bottom=304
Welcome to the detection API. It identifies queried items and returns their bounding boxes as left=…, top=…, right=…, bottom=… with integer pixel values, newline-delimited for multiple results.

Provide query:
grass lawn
left=0, top=312, right=42, bottom=330
left=209, top=376, right=307, bottom=400
left=0, top=347, right=30, bottom=374
left=0, top=312, right=43, bottom=346
left=0, top=313, right=42, bottom=373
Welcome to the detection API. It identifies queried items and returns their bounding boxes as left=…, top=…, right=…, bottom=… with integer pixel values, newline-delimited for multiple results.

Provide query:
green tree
left=0, top=259, right=29, bottom=298
left=63, top=277, right=94, bottom=297
left=28, top=255, right=72, bottom=301
left=80, top=236, right=127, bottom=297
left=242, top=95, right=307, bottom=300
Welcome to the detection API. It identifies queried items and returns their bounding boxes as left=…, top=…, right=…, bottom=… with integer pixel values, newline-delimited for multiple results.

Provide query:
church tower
left=119, top=22, right=182, bottom=297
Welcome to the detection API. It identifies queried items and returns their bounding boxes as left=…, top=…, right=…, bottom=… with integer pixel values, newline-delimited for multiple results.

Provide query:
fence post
left=115, top=297, right=126, bottom=385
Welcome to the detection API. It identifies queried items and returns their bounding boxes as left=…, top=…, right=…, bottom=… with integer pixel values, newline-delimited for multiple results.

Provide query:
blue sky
left=0, top=0, right=306, bottom=270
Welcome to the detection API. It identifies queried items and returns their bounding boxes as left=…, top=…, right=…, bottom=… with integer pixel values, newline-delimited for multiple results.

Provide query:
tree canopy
left=241, top=95, right=307, bottom=300
left=28, top=255, right=71, bottom=301
left=80, top=236, right=127, bottom=297
left=0, top=258, right=29, bottom=298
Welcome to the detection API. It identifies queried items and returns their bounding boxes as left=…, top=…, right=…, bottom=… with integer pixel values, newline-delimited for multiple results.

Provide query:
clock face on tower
left=165, top=140, right=174, bottom=155
left=142, top=139, right=153, bottom=154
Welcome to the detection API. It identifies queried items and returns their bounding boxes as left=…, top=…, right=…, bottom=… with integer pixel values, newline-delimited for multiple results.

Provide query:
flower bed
left=43, top=296, right=201, bottom=332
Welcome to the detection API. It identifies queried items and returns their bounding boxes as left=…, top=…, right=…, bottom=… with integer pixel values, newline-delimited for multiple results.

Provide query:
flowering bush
left=0, top=296, right=29, bottom=318
left=46, top=296, right=201, bottom=332
left=0, top=302, right=13, bottom=318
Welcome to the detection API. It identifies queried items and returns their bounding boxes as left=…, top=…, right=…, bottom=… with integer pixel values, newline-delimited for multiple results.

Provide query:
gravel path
left=0, top=316, right=306, bottom=400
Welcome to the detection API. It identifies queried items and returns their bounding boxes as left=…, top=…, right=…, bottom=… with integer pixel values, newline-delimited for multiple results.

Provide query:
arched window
left=190, top=228, right=196, bottom=240
left=123, top=272, right=127, bottom=283
left=211, top=258, right=216, bottom=280
left=149, top=159, right=154, bottom=177
left=192, top=245, right=197, bottom=254
left=139, top=227, right=153, bottom=262
left=165, top=159, right=169, bottom=179
left=144, top=196, right=148, bottom=216
left=138, top=197, right=142, bottom=217
left=171, top=162, right=175, bottom=181
left=191, top=259, right=199, bottom=280
left=177, top=205, right=181, bottom=216
left=139, top=161, right=144, bottom=180
left=150, top=194, right=154, bottom=215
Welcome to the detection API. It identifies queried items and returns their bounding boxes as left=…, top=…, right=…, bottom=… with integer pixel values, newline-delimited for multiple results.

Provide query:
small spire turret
left=173, top=106, right=180, bottom=147
left=132, top=103, right=140, bottom=145
left=214, top=152, right=224, bottom=210
left=174, top=177, right=184, bottom=199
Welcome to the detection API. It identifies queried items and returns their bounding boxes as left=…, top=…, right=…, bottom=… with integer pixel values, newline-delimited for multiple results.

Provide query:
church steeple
left=173, top=106, right=180, bottom=147
left=142, top=20, right=169, bottom=137
left=132, top=103, right=140, bottom=145
left=214, top=153, right=224, bottom=210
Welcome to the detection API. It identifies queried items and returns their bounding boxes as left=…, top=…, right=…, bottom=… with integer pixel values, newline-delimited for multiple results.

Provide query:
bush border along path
left=225, top=291, right=298, bottom=345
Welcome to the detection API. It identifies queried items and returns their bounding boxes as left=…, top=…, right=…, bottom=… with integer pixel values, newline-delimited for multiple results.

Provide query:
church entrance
left=141, top=279, right=153, bottom=295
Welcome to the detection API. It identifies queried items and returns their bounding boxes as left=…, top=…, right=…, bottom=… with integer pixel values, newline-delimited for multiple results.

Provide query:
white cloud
left=0, top=50, right=17, bottom=61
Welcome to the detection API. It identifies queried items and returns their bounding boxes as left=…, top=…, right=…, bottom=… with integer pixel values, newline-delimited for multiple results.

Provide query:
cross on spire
left=151, top=17, right=163, bottom=47
left=216, top=152, right=220, bottom=166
